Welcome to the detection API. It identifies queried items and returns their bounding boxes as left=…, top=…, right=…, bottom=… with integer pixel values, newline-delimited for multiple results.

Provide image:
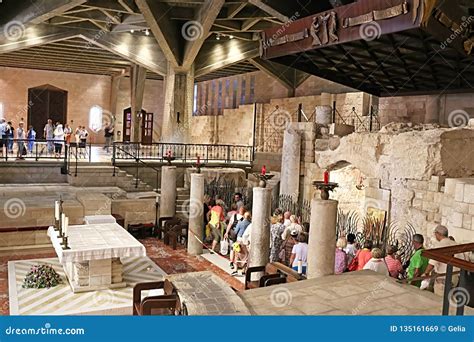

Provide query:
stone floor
left=238, top=270, right=474, bottom=316
left=0, top=238, right=243, bottom=315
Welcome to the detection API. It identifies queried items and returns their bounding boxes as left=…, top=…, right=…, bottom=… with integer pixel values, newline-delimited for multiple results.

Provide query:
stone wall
left=0, top=66, right=164, bottom=144
left=312, top=125, right=474, bottom=243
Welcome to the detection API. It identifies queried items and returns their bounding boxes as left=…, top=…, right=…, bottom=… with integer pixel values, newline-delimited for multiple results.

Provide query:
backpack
left=228, top=214, right=242, bottom=241
left=347, top=250, right=360, bottom=271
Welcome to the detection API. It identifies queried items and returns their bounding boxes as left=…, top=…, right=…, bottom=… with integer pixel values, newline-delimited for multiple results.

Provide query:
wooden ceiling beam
left=182, top=0, right=225, bottom=70
left=135, top=0, right=181, bottom=68
left=248, top=0, right=288, bottom=23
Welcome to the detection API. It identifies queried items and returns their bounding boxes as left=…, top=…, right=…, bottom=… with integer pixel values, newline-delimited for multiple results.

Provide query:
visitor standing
left=53, top=122, right=64, bottom=158
left=385, top=245, right=403, bottom=278
left=290, top=232, right=309, bottom=275
left=27, top=126, right=36, bottom=154
left=270, top=214, right=286, bottom=263
left=406, top=234, right=429, bottom=287
left=351, top=240, right=373, bottom=271
left=0, top=119, right=7, bottom=157
left=423, top=225, right=462, bottom=296
left=283, top=211, right=291, bottom=227
left=103, top=122, right=114, bottom=153
left=344, top=233, right=358, bottom=266
left=335, top=237, right=348, bottom=274
left=224, top=205, right=245, bottom=244
left=6, top=121, right=14, bottom=153
left=363, top=248, right=389, bottom=276
left=208, top=199, right=225, bottom=252
left=16, top=122, right=26, bottom=160
left=233, top=193, right=244, bottom=210
left=64, top=124, right=72, bottom=145
left=281, top=215, right=303, bottom=240
left=44, top=119, right=54, bottom=153
left=279, top=230, right=298, bottom=267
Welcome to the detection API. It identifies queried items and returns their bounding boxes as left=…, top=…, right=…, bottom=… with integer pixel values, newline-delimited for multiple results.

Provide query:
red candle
left=324, top=170, right=329, bottom=184
left=261, top=165, right=266, bottom=176
left=168, top=150, right=172, bottom=157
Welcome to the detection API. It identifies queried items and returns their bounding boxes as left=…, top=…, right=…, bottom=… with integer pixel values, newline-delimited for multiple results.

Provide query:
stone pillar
left=162, top=62, right=194, bottom=143
left=187, top=173, right=204, bottom=255
left=249, top=187, right=272, bottom=268
left=307, top=199, right=338, bottom=279
left=160, top=166, right=177, bottom=218
left=315, top=105, right=333, bottom=125
left=425, top=95, right=440, bottom=124
left=280, top=128, right=301, bottom=200
left=130, top=64, right=146, bottom=142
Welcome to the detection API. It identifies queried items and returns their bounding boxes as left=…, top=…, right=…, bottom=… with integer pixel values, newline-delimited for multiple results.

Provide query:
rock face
left=310, top=125, right=474, bottom=243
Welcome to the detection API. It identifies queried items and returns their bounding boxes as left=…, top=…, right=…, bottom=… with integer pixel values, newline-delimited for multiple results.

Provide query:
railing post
left=442, top=264, right=454, bottom=315
left=332, top=100, right=336, bottom=124
left=88, top=141, right=92, bottom=163
left=297, top=103, right=303, bottom=122
left=456, top=269, right=467, bottom=316
left=112, top=142, right=116, bottom=177
left=63, top=143, right=68, bottom=174
left=184, top=144, right=187, bottom=164
left=75, top=143, right=78, bottom=177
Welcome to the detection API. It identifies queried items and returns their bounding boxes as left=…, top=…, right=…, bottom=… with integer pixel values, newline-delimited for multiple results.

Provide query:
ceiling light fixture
left=216, top=34, right=220, bottom=40
left=130, top=29, right=134, bottom=33
left=145, top=29, right=150, bottom=36
left=229, top=35, right=234, bottom=39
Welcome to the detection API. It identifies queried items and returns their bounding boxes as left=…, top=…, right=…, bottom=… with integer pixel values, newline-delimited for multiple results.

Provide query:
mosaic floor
left=0, top=238, right=243, bottom=315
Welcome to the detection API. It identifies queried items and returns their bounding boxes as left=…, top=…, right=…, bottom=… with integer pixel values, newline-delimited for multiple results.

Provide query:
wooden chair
left=165, top=223, right=189, bottom=250
left=133, top=280, right=182, bottom=316
left=156, top=217, right=178, bottom=239
left=245, top=262, right=305, bottom=290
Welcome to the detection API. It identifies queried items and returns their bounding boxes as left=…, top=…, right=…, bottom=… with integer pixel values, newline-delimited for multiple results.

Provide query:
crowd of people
left=0, top=118, right=96, bottom=159
left=203, top=194, right=467, bottom=293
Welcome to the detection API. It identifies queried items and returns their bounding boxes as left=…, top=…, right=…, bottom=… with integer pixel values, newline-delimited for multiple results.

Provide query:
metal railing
left=112, top=142, right=253, bottom=165
left=423, top=243, right=474, bottom=316
left=0, top=138, right=91, bottom=163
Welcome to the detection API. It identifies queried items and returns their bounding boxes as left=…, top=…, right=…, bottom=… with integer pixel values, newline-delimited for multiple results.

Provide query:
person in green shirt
left=407, top=234, right=429, bottom=287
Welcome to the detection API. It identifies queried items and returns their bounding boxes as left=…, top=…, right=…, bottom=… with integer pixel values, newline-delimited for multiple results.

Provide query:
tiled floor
left=0, top=238, right=243, bottom=315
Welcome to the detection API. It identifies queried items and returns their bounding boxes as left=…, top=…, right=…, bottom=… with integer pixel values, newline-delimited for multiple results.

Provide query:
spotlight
left=130, top=29, right=134, bottom=33
left=145, top=29, right=150, bottom=36
left=216, top=34, right=220, bottom=40
left=229, top=35, right=234, bottom=39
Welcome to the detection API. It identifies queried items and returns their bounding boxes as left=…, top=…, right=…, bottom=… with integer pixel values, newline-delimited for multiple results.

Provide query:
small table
left=47, top=223, right=146, bottom=293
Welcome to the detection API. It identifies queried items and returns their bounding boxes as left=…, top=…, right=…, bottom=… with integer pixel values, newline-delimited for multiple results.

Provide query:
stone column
left=307, top=199, right=338, bottom=279
left=162, top=62, right=194, bottom=143
left=279, top=128, right=301, bottom=200
left=315, top=105, right=333, bottom=125
left=187, top=173, right=204, bottom=255
left=130, top=64, right=146, bottom=142
left=425, top=95, right=440, bottom=124
left=160, top=166, right=177, bottom=218
left=249, top=187, right=272, bottom=268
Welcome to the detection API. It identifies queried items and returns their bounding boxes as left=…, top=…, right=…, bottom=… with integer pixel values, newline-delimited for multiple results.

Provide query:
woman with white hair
left=363, top=248, right=389, bottom=276
left=281, top=215, right=302, bottom=240
left=53, top=122, right=64, bottom=158
left=335, top=237, right=348, bottom=274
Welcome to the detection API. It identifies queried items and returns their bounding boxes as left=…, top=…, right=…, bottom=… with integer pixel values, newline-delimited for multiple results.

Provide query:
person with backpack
left=224, top=205, right=245, bottom=243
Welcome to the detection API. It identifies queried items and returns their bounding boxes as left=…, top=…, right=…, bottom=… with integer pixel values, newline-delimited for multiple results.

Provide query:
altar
left=47, top=222, right=146, bottom=293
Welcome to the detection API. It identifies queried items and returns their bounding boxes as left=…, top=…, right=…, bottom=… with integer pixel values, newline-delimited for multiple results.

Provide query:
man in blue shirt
left=0, top=119, right=6, bottom=156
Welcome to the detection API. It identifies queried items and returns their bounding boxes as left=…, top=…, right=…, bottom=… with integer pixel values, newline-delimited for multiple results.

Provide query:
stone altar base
left=8, top=256, right=166, bottom=315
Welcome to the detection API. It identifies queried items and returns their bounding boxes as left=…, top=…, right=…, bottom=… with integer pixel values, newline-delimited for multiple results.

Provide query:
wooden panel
left=141, top=112, right=153, bottom=145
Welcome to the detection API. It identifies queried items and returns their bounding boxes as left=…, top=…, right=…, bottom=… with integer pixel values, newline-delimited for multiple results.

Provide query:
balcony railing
left=112, top=142, right=253, bottom=165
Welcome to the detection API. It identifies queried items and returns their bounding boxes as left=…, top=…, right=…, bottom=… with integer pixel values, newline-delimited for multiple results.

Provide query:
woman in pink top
left=384, top=245, right=403, bottom=278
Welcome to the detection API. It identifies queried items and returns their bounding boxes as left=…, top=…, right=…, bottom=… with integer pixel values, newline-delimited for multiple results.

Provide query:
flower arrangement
left=22, top=264, right=62, bottom=289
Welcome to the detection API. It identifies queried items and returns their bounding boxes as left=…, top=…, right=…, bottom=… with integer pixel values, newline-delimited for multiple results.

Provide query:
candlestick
left=64, top=217, right=69, bottom=237
left=324, top=170, right=329, bottom=184
left=61, top=213, right=66, bottom=237
left=54, top=201, right=59, bottom=221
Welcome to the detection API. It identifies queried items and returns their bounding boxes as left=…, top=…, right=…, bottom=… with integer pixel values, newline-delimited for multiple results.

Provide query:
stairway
left=68, top=166, right=154, bottom=192
left=175, top=188, right=190, bottom=220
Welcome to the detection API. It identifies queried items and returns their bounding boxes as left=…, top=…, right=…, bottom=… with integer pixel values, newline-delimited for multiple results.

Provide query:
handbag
left=347, top=250, right=360, bottom=271
left=220, top=238, right=229, bottom=255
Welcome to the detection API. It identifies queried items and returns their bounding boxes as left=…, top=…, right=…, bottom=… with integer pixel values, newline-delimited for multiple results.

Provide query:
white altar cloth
left=47, top=223, right=146, bottom=263
left=84, top=215, right=116, bottom=225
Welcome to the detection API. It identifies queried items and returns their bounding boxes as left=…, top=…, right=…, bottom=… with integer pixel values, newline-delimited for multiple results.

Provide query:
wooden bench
left=245, top=262, right=306, bottom=290
left=133, top=280, right=182, bottom=316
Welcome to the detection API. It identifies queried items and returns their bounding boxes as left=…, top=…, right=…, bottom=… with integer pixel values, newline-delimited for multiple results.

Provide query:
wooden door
left=122, top=107, right=132, bottom=142
left=141, top=112, right=153, bottom=145
left=28, top=85, right=67, bottom=136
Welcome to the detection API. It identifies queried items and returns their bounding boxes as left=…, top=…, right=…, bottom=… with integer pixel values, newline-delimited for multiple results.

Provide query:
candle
left=64, top=217, right=69, bottom=237
left=54, top=201, right=59, bottom=221
left=324, top=170, right=329, bottom=184
left=261, top=165, right=266, bottom=176
left=61, top=213, right=65, bottom=229
left=155, top=196, right=159, bottom=204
